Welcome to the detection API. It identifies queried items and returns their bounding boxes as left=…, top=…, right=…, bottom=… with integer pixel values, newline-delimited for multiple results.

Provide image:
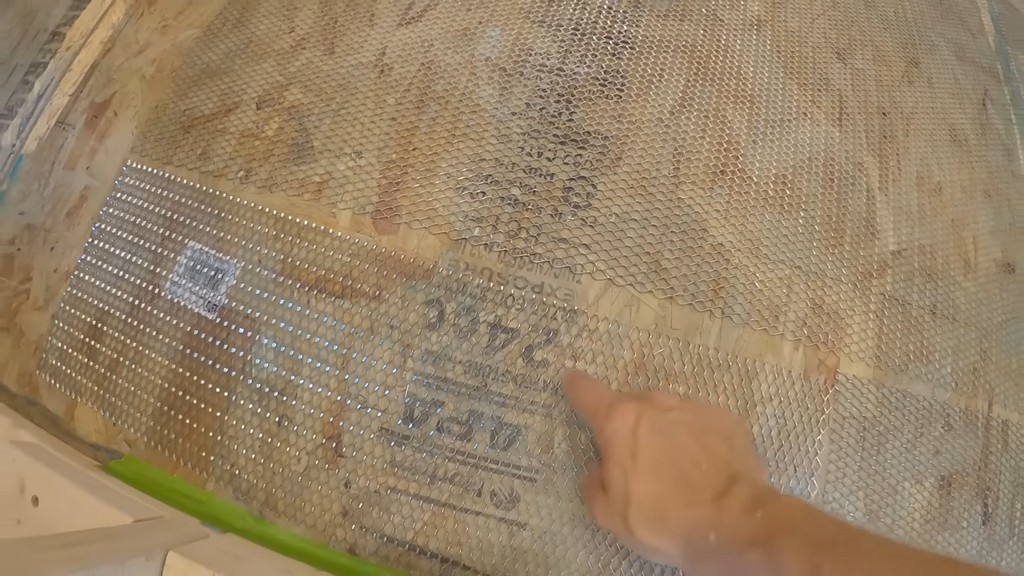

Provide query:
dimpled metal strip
left=132, top=0, right=1024, bottom=377
left=41, top=164, right=1022, bottom=573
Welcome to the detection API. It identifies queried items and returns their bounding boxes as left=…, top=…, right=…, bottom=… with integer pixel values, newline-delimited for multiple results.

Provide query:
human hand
left=563, top=370, right=772, bottom=572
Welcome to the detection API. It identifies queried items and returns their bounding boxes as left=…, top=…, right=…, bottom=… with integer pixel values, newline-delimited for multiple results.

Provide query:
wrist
left=674, top=480, right=789, bottom=576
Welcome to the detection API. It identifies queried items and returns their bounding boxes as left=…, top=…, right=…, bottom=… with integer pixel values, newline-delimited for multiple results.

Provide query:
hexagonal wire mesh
left=41, top=164, right=1023, bottom=573
left=821, top=373, right=1024, bottom=569
left=132, top=0, right=1023, bottom=385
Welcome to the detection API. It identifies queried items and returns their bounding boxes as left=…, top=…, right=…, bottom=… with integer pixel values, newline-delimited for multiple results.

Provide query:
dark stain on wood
left=319, top=0, right=340, bottom=56
left=79, top=303, right=110, bottom=374
left=398, top=0, right=441, bottom=27
left=61, top=187, right=90, bottom=223
left=278, top=253, right=435, bottom=305
left=182, top=102, right=240, bottom=134
left=374, top=46, right=391, bottom=79
left=373, top=56, right=441, bottom=236
left=63, top=95, right=114, bottom=169
left=153, top=306, right=257, bottom=468
left=328, top=428, right=344, bottom=458
left=287, top=109, right=314, bottom=165
left=937, top=472, right=953, bottom=500
left=319, top=397, right=348, bottom=470
left=977, top=399, right=997, bottom=530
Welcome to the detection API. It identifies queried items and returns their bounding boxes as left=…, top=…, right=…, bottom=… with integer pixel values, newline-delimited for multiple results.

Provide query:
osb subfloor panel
left=133, top=0, right=1021, bottom=374
left=0, top=0, right=1022, bottom=573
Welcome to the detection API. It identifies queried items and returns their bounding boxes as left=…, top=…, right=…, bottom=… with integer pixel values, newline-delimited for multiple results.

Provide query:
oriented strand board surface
left=131, top=0, right=1022, bottom=406
left=0, top=0, right=1022, bottom=573
left=1, top=0, right=228, bottom=479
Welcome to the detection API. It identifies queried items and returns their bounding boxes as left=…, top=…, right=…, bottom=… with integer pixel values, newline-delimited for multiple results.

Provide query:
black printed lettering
left=488, top=420, right=522, bottom=452
left=401, top=395, right=445, bottom=429
left=522, top=327, right=559, bottom=366
left=485, top=319, right=520, bottom=353
left=424, top=297, right=445, bottom=331
left=436, top=409, right=481, bottom=443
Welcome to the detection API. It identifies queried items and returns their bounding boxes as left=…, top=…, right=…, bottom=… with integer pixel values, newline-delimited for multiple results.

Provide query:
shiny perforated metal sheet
left=133, top=0, right=1023, bottom=373
left=41, top=164, right=1024, bottom=573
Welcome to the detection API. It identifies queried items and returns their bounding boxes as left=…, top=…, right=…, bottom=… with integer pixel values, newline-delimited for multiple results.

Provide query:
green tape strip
left=104, top=455, right=402, bottom=576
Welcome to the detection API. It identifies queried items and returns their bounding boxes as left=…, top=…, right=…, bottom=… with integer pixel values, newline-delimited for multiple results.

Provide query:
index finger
left=563, top=370, right=619, bottom=439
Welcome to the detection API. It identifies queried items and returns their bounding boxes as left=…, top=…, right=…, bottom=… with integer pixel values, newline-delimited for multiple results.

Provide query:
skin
left=563, top=370, right=1001, bottom=576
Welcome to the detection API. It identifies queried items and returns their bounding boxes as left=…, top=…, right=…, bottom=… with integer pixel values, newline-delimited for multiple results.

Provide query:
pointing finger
left=563, top=370, right=619, bottom=440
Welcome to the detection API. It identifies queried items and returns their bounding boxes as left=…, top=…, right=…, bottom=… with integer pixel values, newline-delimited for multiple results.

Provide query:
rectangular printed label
left=166, top=241, right=239, bottom=319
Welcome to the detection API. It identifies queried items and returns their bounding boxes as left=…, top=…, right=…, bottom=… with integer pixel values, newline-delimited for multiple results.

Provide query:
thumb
left=582, top=464, right=617, bottom=531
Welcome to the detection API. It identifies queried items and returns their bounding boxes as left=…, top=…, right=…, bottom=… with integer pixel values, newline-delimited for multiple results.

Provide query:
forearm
left=686, top=487, right=1000, bottom=576
left=562, top=373, right=1004, bottom=575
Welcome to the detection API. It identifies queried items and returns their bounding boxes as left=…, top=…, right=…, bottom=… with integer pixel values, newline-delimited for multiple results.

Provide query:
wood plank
left=0, top=0, right=75, bottom=105
left=0, top=517, right=206, bottom=575
left=0, top=0, right=130, bottom=181
left=163, top=535, right=329, bottom=576
left=1, top=440, right=160, bottom=538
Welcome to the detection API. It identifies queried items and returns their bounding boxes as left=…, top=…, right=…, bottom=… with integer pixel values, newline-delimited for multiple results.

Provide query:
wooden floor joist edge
left=1, top=0, right=133, bottom=184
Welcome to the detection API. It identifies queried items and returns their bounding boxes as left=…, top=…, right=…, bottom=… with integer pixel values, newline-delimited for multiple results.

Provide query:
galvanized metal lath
left=41, top=164, right=1024, bottom=573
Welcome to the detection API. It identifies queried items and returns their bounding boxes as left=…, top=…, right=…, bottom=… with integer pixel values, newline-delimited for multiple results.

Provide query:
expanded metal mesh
left=133, top=0, right=1023, bottom=376
left=822, top=373, right=1024, bottom=569
left=41, top=164, right=1023, bottom=573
